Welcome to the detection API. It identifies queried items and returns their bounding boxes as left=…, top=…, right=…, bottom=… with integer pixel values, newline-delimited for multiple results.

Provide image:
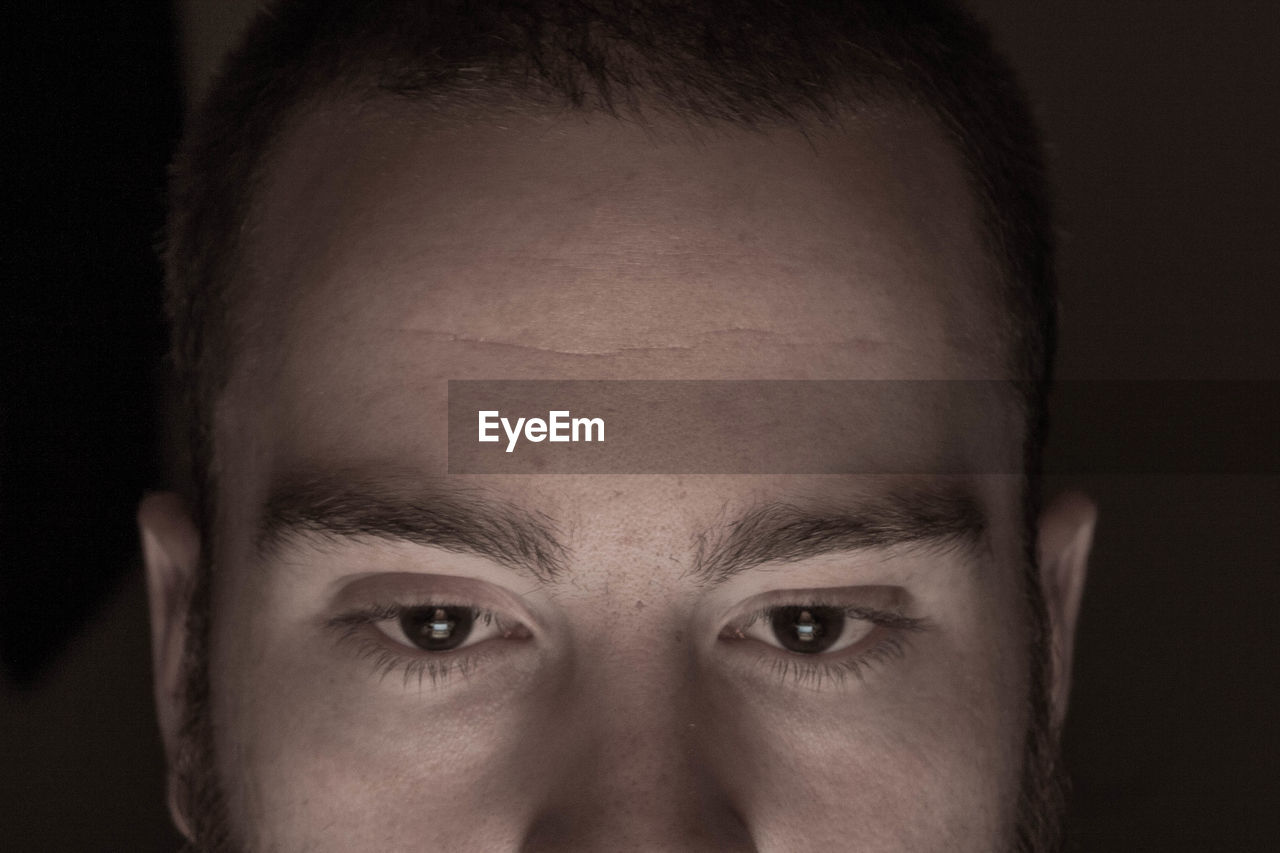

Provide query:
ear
left=1036, top=490, right=1097, bottom=731
left=138, top=490, right=201, bottom=840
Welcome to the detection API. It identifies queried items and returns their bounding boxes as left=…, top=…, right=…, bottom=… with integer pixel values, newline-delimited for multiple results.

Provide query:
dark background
left=2, top=1, right=1277, bottom=850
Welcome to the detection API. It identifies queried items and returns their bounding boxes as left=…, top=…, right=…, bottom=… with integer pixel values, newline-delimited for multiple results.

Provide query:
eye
left=324, top=575, right=541, bottom=690
left=736, top=605, right=877, bottom=655
left=371, top=605, right=526, bottom=653
left=715, top=589, right=928, bottom=690
left=394, top=606, right=476, bottom=651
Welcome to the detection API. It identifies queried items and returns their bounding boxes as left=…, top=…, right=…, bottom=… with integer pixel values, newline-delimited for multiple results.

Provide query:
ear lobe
left=1036, top=490, right=1097, bottom=732
left=137, top=490, right=201, bottom=840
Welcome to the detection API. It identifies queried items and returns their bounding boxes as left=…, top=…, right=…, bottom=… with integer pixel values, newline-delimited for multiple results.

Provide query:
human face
left=147, top=103, right=1068, bottom=852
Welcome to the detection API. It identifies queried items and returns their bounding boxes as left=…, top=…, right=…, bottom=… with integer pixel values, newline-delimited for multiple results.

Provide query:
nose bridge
left=521, top=649, right=755, bottom=852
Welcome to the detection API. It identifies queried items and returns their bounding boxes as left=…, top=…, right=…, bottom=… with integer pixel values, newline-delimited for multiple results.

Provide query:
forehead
left=217, top=101, right=1012, bottom=508
left=240, top=100, right=1000, bottom=369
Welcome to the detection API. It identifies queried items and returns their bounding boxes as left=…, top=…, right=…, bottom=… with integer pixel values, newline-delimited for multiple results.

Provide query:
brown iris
left=768, top=606, right=845, bottom=653
left=399, top=606, right=475, bottom=651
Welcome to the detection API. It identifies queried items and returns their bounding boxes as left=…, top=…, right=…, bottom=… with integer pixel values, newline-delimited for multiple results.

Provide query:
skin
left=140, top=101, right=1096, bottom=851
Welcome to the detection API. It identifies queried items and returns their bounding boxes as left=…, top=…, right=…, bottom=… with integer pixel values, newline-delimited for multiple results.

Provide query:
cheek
left=711, top=596, right=1029, bottom=851
left=209, top=606, right=565, bottom=851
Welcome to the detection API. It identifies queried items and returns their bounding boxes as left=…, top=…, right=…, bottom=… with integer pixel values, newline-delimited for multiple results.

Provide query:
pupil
left=400, top=606, right=474, bottom=651
left=769, top=606, right=844, bottom=654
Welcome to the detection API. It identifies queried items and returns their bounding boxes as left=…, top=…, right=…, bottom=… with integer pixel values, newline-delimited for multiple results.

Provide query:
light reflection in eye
left=327, top=601, right=531, bottom=688
left=325, top=584, right=927, bottom=693
left=751, top=605, right=875, bottom=654
left=389, top=605, right=484, bottom=652
left=718, top=590, right=929, bottom=689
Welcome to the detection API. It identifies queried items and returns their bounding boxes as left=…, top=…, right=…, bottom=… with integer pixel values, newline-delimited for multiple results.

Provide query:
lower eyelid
left=719, top=627, right=914, bottom=692
left=332, top=623, right=498, bottom=689
left=327, top=606, right=535, bottom=691
left=764, top=634, right=911, bottom=687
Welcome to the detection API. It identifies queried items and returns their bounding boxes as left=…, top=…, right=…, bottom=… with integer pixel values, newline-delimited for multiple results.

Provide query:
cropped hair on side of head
left=163, top=0, right=1057, bottom=535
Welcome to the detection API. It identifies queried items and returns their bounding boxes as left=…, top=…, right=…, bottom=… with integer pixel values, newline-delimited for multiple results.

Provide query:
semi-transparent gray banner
left=447, top=380, right=1280, bottom=474
left=448, top=380, right=1021, bottom=474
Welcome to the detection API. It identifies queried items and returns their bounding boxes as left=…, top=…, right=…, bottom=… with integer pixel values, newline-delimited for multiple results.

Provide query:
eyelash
left=329, top=597, right=927, bottom=692
left=756, top=634, right=910, bottom=689
left=328, top=603, right=513, bottom=689
left=730, top=601, right=927, bottom=689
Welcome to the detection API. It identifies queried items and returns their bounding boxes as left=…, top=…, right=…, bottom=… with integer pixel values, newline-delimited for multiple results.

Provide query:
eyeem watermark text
left=478, top=410, right=605, bottom=452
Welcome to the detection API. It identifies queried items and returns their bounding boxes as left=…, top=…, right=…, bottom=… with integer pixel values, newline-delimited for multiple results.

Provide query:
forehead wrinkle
left=243, top=104, right=1001, bottom=371
left=380, top=326, right=902, bottom=358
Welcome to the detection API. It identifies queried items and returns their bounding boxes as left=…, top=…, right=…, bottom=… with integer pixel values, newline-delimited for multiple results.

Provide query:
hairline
left=164, top=2, right=1054, bottom=575
left=199, top=83, right=1031, bottom=514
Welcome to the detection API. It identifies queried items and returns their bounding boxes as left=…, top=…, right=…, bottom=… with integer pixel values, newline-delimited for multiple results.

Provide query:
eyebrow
left=691, top=484, right=988, bottom=585
left=256, top=470, right=568, bottom=582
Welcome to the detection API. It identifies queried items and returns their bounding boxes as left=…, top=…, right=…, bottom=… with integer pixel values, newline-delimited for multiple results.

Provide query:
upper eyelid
left=730, top=605, right=926, bottom=642
left=732, top=604, right=921, bottom=637
left=328, top=604, right=516, bottom=658
left=327, top=571, right=545, bottom=625
left=723, top=586, right=920, bottom=624
left=738, top=602, right=909, bottom=623
left=329, top=601, right=499, bottom=627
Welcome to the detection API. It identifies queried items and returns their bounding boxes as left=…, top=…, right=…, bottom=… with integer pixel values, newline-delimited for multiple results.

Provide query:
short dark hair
left=164, top=0, right=1056, bottom=528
